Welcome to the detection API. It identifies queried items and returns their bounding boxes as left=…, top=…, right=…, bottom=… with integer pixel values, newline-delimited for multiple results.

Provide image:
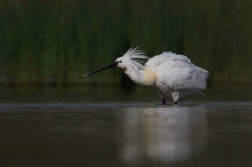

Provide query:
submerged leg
left=157, top=90, right=166, bottom=105
left=162, top=98, right=166, bottom=105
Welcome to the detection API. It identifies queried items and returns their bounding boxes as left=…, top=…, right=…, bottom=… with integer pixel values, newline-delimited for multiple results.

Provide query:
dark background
left=1, top=0, right=251, bottom=86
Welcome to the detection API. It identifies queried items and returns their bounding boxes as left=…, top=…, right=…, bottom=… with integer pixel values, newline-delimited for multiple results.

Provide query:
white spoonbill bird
left=83, top=47, right=209, bottom=105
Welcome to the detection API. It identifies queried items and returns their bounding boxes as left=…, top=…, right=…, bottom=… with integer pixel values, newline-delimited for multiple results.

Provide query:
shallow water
left=0, top=87, right=252, bottom=167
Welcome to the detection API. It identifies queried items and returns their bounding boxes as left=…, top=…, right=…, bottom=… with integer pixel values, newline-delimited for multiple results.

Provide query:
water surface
left=0, top=87, right=252, bottom=167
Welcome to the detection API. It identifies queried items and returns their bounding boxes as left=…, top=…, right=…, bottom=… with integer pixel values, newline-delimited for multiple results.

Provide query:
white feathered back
left=146, top=51, right=191, bottom=68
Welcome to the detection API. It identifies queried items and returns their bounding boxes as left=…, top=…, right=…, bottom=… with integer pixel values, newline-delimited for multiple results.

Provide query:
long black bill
left=83, top=61, right=119, bottom=78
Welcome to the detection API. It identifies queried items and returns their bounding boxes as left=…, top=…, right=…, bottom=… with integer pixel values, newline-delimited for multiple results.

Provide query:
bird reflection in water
left=119, top=105, right=206, bottom=164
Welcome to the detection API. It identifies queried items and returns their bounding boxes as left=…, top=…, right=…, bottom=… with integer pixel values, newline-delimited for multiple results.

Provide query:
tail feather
left=195, top=67, right=209, bottom=89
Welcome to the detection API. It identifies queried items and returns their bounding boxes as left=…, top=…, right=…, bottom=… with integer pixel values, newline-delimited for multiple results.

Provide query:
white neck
left=124, top=65, right=156, bottom=86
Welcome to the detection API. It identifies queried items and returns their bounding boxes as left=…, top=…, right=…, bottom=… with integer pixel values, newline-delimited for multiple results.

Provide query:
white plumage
left=145, top=51, right=209, bottom=103
left=84, top=47, right=209, bottom=105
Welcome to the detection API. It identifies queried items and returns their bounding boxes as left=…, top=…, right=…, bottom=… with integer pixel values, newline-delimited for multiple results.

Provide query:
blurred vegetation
left=0, top=0, right=252, bottom=86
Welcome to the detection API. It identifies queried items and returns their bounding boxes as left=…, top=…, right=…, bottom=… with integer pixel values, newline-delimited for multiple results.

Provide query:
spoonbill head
left=83, top=47, right=209, bottom=105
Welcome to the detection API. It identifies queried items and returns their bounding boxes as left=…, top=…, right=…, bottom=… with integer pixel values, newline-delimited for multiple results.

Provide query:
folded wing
left=146, top=52, right=209, bottom=90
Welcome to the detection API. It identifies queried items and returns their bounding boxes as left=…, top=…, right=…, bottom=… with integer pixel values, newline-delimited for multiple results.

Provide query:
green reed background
left=1, top=0, right=252, bottom=86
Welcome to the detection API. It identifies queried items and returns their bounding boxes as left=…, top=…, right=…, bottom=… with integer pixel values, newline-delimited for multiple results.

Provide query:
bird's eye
left=119, top=61, right=122, bottom=63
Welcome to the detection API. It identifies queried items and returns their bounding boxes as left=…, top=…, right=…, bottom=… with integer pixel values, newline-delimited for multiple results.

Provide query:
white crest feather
left=123, top=47, right=149, bottom=80
left=123, top=47, right=149, bottom=68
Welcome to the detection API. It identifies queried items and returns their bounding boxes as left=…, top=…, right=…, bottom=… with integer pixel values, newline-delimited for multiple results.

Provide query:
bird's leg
left=171, top=92, right=179, bottom=105
left=162, top=98, right=166, bottom=105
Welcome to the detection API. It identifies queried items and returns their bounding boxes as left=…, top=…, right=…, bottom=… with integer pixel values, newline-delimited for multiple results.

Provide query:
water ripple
left=0, top=101, right=252, bottom=109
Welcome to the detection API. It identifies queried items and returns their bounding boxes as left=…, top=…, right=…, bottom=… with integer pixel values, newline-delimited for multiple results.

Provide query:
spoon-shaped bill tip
left=83, top=75, right=88, bottom=78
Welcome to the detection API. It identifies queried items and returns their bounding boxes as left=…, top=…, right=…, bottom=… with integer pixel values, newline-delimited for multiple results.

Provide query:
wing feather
left=148, top=52, right=209, bottom=90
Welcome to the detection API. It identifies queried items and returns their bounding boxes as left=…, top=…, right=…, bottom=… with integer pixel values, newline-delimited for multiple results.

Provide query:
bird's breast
left=141, top=67, right=157, bottom=86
